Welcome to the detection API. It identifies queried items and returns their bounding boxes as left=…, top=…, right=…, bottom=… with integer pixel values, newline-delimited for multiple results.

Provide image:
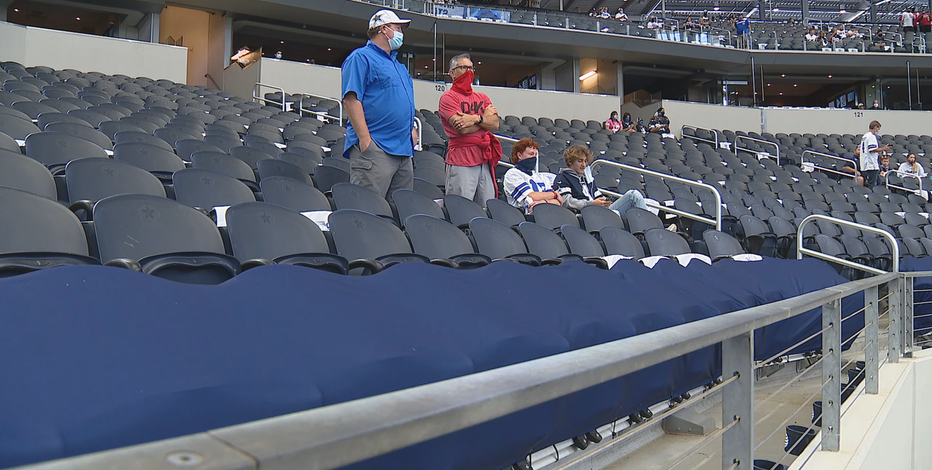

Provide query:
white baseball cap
left=369, top=9, right=411, bottom=29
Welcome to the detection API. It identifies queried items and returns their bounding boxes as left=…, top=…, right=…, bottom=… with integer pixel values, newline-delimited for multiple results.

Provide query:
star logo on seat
left=201, top=177, right=212, bottom=186
left=102, top=166, right=114, bottom=177
left=140, top=205, right=155, bottom=219
left=139, top=148, right=149, bottom=157
left=350, top=190, right=358, bottom=198
left=57, top=139, right=68, bottom=148
left=213, top=157, right=223, bottom=164
left=353, top=217, right=364, bottom=229
left=260, top=212, right=272, bottom=224
left=424, top=222, right=434, bottom=233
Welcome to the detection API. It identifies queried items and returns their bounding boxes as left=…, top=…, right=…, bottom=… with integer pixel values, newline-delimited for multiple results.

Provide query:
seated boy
left=552, top=145, right=649, bottom=216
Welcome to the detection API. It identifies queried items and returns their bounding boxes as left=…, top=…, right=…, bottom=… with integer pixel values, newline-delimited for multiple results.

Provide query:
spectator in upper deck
left=805, top=27, right=819, bottom=42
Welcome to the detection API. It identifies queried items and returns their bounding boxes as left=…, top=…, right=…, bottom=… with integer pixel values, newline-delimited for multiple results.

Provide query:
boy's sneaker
left=666, top=224, right=677, bottom=232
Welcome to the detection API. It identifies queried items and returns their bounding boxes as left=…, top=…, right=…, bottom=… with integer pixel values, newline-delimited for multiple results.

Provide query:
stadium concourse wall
left=661, top=100, right=932, bottom=139
left=0, top=20, right=187, bottom=84
left=241, top=57, right=621, bottom=121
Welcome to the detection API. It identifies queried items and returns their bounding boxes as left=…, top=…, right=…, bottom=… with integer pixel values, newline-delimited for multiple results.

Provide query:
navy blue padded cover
left=899, top=257, right=932, bottom=332
left=0, top=258, right=860, bottom=469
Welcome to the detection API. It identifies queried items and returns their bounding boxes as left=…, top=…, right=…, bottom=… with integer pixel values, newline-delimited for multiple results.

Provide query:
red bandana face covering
left=452, top=70, right=474, bottom=94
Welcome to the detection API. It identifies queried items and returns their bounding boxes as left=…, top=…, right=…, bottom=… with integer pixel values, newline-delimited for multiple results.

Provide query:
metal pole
left=821, top=298, right=841, bottom=452
left=760, top=64, right=765, bottom=102
left=865, top=285, right=879, bottom=395
left=904, top=275, right=914, bottom=358
left=662, top=0, right=667, bottom=24
left=908, top=60, right=913, bottom=110
left=889, top=277, right=902, bottom=363
left=433, top=22, right=437, bottom=83
left=917, top=68, right=922, bottom=110
left=751, top=57, right=757, bottom=107
left=721, top=332, right=753, bottom=469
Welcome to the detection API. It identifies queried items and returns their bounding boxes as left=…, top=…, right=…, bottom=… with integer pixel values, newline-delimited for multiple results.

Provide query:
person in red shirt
left=918, top=8, right=932, bottom=34
left=439, top=53, right=502, bottom=205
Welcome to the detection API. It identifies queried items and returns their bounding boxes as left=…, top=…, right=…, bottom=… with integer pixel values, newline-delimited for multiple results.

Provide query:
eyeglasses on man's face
left=452, top=65, right=475, bottom=72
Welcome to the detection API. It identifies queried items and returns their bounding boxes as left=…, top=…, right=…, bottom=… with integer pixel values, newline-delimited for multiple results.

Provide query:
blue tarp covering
left=898, top=257, right=932, bottom=332
left=0, top=258, right=862, bottom=469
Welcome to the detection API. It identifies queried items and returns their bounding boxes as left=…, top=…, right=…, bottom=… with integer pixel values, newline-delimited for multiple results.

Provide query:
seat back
left=226, top=202, right=331, bottom=262
left=312, top=165, right=349, bottom=192
left=519, top=221, right=570, bottom=259
left=0, top=149, right=57, bottom=199
left=0, top=186, right=89, bottom=255
left=703, top=230, right=746, bottom=260
left=112, top=142, right=186, bottom=174
left=645, top=228, right=691, bottom=256
left=328, top=209, right=413, bottom=260
left=561, top=224, right=606, bottom=257
left=486, top=197, right=527, bottom=227
left=25, top=131, right=109, bottom=167
left=392, top=189, right=445, bottom=225
left=174, top=139, right=224, bottom=161
left=598, top=227, right=646, bottom=259
left=531, top=203, right=579, bottom=230
left=260, top=176, right=331, bottom=212
left=405, top=214, right=477, bottom=259
left=172, top=168, right=256, bottom=210
left=191, top=151, right=256, bottom=182
left=257, top=158, right=313, bottom=185
left=445, top=194, right=488, bottom=227
left=469, top=217, right=530, bottom=259
left=624, top=207, right=664, bottom=235
left=93, top=194, right=226, bottom=262
left=66, top=158, right=165, bottom=203
left=331, top=182, right=393, bottom=218
left=45, top=122, right=113, bottom=150
left=581, top=204, right=624, bottom=231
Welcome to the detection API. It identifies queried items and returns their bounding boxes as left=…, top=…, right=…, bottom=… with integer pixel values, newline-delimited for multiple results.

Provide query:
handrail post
left=865, top=285, right=879, bottom=394
left=721, top=332, right=753, bottom=469
left=821, top=298, right=842, bottom=452
left=889, top=276, right=902, bottom=363
left=413, top=117, right=423, bottom=151
left=903, top=274, right=914, bottom=358
left=796, top=214, right=900, bottom=274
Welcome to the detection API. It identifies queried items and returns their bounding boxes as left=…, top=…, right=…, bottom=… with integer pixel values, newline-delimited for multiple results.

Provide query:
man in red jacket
left=439, top=53, right=502, bottom=205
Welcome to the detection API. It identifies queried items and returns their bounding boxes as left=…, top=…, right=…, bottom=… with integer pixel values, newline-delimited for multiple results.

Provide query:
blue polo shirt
left=341, top=41, right=416, bottom=158
left=736, top=18, right=750, bottom=35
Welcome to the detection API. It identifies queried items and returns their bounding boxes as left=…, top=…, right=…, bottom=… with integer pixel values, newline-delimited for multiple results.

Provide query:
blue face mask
left=387, top=29, right=404, bottom=50
left=515, top=157, right=538, bottom=175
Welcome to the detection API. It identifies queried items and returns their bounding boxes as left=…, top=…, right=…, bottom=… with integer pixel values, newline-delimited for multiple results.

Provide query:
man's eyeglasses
left=452, top=65, right=475, bottom=72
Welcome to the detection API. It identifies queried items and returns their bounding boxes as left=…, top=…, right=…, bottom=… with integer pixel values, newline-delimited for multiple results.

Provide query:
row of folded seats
left=0, top=178, right=756, bottom=283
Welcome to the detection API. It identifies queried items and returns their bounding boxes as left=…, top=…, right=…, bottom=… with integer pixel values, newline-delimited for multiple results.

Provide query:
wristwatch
left=477, top=114, right=484, bottom=125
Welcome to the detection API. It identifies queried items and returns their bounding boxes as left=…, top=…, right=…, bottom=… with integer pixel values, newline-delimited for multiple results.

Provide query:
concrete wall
left=0, top=20, right=186, bottom=82
left=256, top=58, right=621, bottom=121
left=791, top=350, right=932, bottom=470
left=159, top=6, right=210, bottom=87
left=222, top=60, right=261, bottom=102
left=660, top=100, right=764, bottom=138
left=763, top=108, right=932, bottom=136
left=206, top=13, right=230, bottom=89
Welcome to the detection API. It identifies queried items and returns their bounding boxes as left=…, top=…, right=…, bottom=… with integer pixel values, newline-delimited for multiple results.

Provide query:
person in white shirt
left=615, top=8, right=628, bottom=21
left=502, top=138, right=561, bottom=214
left=647, top=16, right=663, bottom=29
left=898, top=152, right=928, bottom=177
left=859, top=120, right=893, bottom=187
left=902, top=7, right=917, bottom=32
left=805, top=27, right=819, bottom=41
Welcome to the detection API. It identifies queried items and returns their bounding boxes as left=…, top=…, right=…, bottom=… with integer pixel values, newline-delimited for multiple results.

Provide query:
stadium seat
left=172, top=168, right=256, bottom=211
left=598, top=227, right=646, bottom=259
left=259, top=176, right=331, bottom=212
left=531, top=203, right=580, bottom=230
left=444, top=194, right=489, bottom=228
left=404, top=214, right=491, bottom=268
left=645, top=228, right=691, bottom=257
left=0, top=186, right=99, bottom=276
left=561, top=224, right=607, bottom=257
left=486, top=197, right=527, bottom=227
left=311, top=165, right=349, bottom=192
left=331, top=182, right=394, bottom=220
left=24, top=131, right=109, bottom=172
left=93, top=194, right=239, bottom=284
left=224, top=202, right=347, bottom=274
left=257, top=158, right=313, bottom=186
left=65, top=158, right=165, bottom=219
left=112, top=142, right=186, bottom=178
left=392, top=188, right=446, bottom=226
left=0, top=149, right=57, bottom=200
left=468, top=217, right=541, bottom=266
left=703, top=230, right=747, bottom=261
left=0, top=113, right=41, bottom=139
left=190, top=151, right=257, bottom=184
left=328, top=209, right=430, bottom=274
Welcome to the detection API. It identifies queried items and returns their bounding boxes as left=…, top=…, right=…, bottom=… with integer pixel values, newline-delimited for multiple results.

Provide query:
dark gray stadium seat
left=0, top=113, right=41, bottom=139
left=468, top=217, right=540, bottom=266
left=328, top=209, right=429, bottom=274
left=392, top=188, right=446, bottom=226
left=174, top=139, right=224, bottom=162
left=259, top=176, right=331, bottom=212
left=486, top=197, right=526, bottom=227
left=561, top=224, right=607, bottom=257
left=24, top=131, right=109, bottom=171
left=404, top=214, right=490, bottom=268
left=172, top=168, right=256, bottom=210
left=581, top=204, right=625, bottom=232
left=112, top=142, right=186, bottom=178
left=645, top=228, right=691, bottom=257
left=93, top=194, right=239, bottom=284
left=257, top=158, right=313, bottom=186
left=531, top=203, right=580, bottom=230
left=703, top=230, right=746, bottom=261
left=0, top=186, right=99, bottom=276
left=65, top=158, right=165, bottom=218
left=44, top=122, right=113, bottom=150
left=0, top=149, right=57, bottom=200
left=225, top=202, right=347, bottom=274
left=190, top=151, right=257, bottom=183
left=444, top=194, right=488, bottom=228
left=331, top=182, right=393, bottom=219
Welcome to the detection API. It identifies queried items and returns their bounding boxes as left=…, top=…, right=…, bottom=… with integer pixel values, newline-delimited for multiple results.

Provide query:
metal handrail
left=253, top=82, right=287, bottom=112
left=885, top=169, right=925, bottom=195
left=22, top=270, right=900, bottom=470
left=682, top=124, right=719, bottom=148
left=801, top=149, right=858, bottom=180
left=591, top=160, right=722, bottom=231
left=297, top=92, right=344, bottom=125
left=735, top=135, right=781, bottom=165
left=797, top=214, right=901, bottom=273
left=413, top=116, right=423, bottom=151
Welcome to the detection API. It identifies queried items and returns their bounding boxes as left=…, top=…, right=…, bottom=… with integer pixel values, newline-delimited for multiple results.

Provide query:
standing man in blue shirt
left=342, top=10, right=418, bottom=198
left=735, top=16, right=751, bottom=48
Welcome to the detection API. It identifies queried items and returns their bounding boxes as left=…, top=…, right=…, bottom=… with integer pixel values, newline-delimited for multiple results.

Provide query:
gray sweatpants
left=445, top=163, right=496, bottom=206
left=348, top=142, right=413, bottom=199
